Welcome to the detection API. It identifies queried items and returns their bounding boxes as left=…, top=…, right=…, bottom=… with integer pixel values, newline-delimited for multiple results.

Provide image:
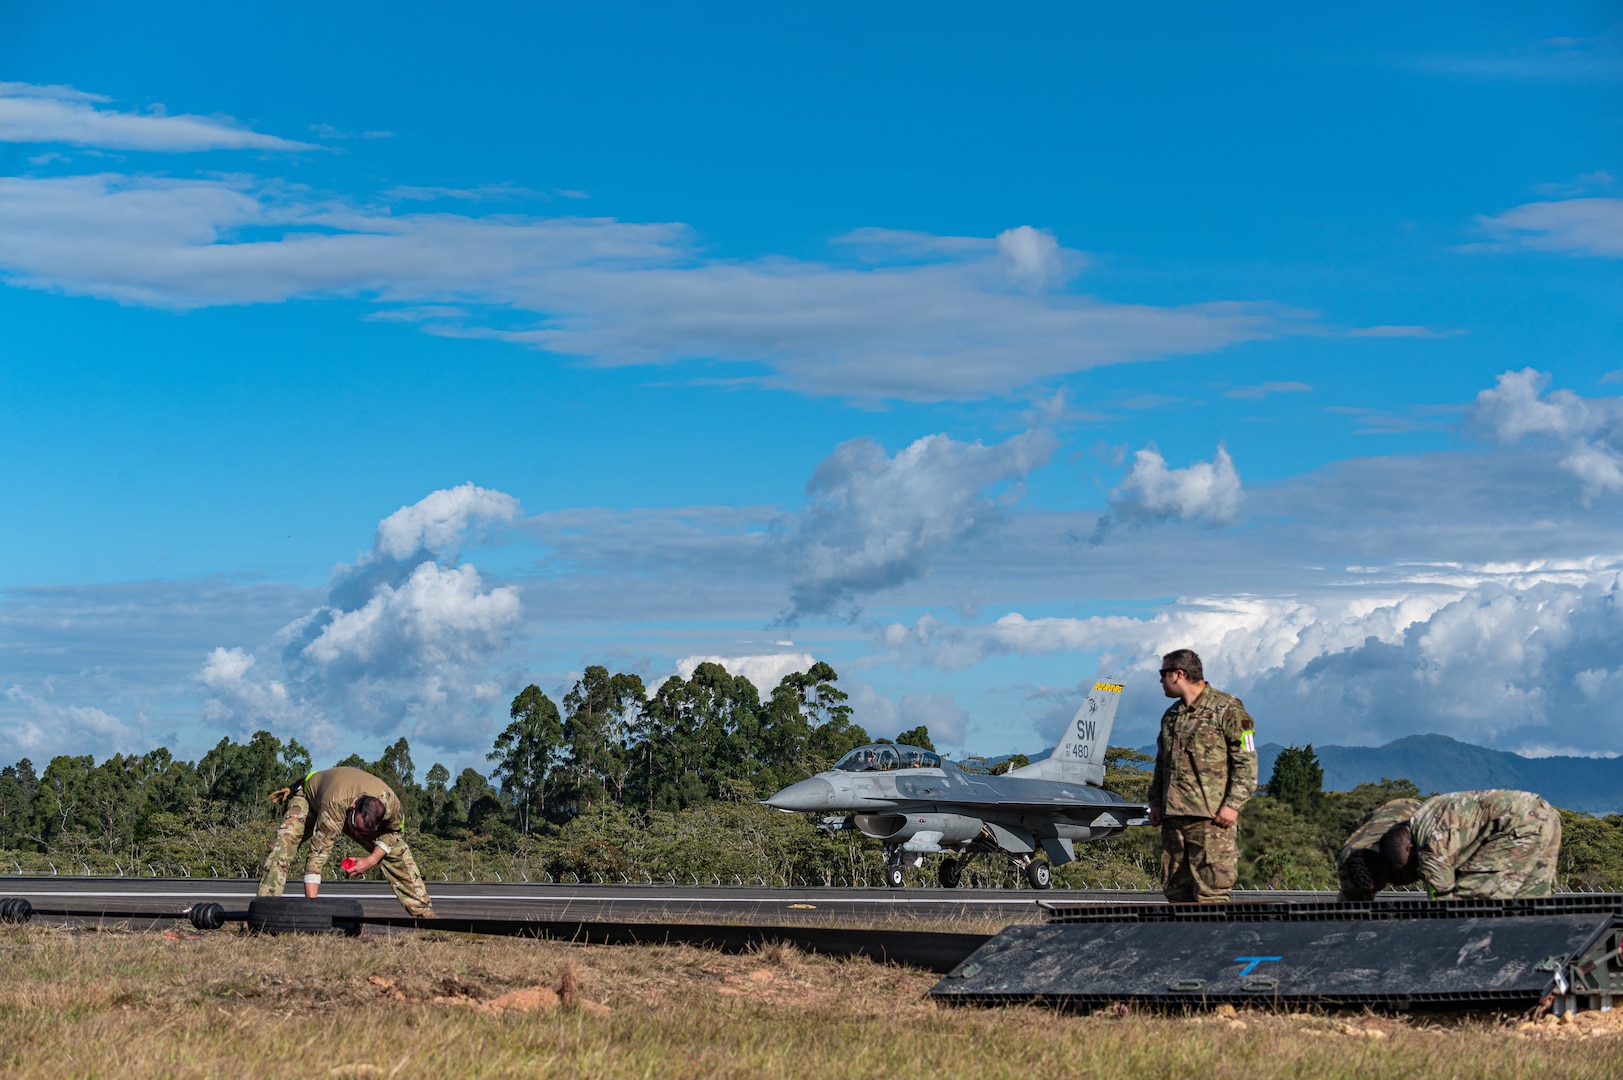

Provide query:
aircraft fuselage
left=767, top=760, right=1149, bottom=868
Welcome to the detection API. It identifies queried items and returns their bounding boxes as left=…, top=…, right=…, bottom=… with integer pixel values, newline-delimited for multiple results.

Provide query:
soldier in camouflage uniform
left=1145, top=649, right=1258, bottom=903
left=258, top=765, right=436, bottom=917
left=1337, top=797, right=1422, bottom=900
left=1379, top=789, right=1561, bottom=900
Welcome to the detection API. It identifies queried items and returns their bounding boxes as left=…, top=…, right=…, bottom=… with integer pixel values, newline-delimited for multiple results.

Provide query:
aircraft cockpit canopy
left=832, top=744, right=941, bottom=772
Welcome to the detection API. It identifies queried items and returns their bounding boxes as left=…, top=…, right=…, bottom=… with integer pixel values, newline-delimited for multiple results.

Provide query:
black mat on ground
left=934, top=909, right=1616, bottom=1008
left=364, top=916, right=989, bottom=972
left=0, top=896, right=987, bottom=973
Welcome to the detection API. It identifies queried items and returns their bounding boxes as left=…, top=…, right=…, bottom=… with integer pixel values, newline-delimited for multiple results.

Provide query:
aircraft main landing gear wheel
left=885, top=866, right=906, bottom=889
left=938, top=859, right=963, bottom=889
left=1026, top=861, right=1052, bottom=890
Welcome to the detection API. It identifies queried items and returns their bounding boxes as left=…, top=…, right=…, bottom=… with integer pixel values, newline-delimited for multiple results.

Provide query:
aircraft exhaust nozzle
left=764, top=778, right=836, bottom=811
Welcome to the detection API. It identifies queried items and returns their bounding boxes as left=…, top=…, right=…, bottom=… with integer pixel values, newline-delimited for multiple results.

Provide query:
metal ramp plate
left=1042, top=894, right=1623, bottom=923
left=933, top=898, right=1622, bottom=1009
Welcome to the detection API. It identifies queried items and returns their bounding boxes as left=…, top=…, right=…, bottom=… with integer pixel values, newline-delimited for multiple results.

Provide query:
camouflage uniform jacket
left=1338, top=797, right=1421, bottom=892
left=301, top=767, right=407, bottom=875
left=1410, top=789, right=1555, bottom=896
left=1145, top=686, right=1257, bottom=819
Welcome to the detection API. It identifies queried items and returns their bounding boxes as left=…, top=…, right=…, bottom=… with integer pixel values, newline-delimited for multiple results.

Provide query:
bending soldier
left=1145, top=648, right=1258, bottom=903
left=1379, top=789, right=1561, bottom=900
left=259, top=766, right=436, bottom=917
left=1337, top=797, right=1421, bottom=900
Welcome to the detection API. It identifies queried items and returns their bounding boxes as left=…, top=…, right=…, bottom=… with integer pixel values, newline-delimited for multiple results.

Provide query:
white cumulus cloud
left=673, top=653, right=817, bottom=691
left=373, top=482, right=521, bottom=561
left=876, top=557, right=1623, bottom=755
left=1095, top=444, right=1242, bottom=536
left=995, top=225, right=1067, bottom=285
left=303, top=563, right=520, bottom=666
left=198, top=485, right=523, bottom=754
left=1469, top=369, right=1623, bottom=501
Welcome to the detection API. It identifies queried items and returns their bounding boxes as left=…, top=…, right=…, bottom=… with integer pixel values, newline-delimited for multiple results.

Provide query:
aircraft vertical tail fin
left=1005, top=680, right=1123, bottom=786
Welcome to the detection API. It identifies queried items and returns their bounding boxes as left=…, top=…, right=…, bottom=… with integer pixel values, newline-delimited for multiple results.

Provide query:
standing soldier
left=1379, top=789, right=1562, bottom=900
left=1145, top=648, right=1257, bottom=903
left=1337, top=797, right=1422, bottom=900
left=259, top=765, right=436, bottom=917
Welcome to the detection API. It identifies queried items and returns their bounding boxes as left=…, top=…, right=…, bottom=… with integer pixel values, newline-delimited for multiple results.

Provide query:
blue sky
left=2, top=3, right=1622, bottom=774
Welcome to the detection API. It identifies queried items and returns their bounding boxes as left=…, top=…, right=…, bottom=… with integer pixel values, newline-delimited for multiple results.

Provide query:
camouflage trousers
left=257, top=792, right=436, bottom=917
left=1450, top=803, right=1563, bottom=900
left=1161, top=816, right=1239, bottom=903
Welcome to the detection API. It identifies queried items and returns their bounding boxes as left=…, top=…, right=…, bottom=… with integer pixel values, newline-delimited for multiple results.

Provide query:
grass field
left=1, top=924, right=1619, bottom=1079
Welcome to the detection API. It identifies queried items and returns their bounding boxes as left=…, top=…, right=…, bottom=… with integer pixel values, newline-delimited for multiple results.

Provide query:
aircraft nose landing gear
left=1025, top=860, right=1052, bottom=889
left=882, top=844, right=925, bottom=888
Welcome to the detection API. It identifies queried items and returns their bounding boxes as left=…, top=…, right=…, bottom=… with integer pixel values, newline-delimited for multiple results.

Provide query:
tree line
left=0, top=661, right=902, bottom=872
left=5, top=672, right=1623, bottom=890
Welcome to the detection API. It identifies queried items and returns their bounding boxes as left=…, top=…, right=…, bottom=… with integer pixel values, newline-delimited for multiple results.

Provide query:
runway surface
left=0, top=877, right=1330, bottom=928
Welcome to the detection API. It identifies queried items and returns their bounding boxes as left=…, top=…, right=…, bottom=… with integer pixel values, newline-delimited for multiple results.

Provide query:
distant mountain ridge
left=1126, top=734, right=1623, bottom=815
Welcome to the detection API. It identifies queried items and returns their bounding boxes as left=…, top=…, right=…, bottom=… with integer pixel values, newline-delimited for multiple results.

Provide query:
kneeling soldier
left=259, top=766, right=436, bottom=917
left=1379, top=789, right=1561, bottom=901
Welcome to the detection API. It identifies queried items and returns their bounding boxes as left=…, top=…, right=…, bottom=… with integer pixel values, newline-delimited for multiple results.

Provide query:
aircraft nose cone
left=765, top=777, right=835, bottom=811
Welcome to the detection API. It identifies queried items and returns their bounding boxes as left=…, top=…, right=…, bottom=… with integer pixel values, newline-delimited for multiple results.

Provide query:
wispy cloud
left=1534, top=171, right=1615, bottom=198
left=1405, top=29, right=1623, bottom=83
left=0, top=576, right=316, bottom=763
left=1327, top=403, right=1463, bottom=435
left=843, top=681, right=972, bottom=748
left=1346, top=325, right=1464, bottom=339
left=3, top=684, right=134, bottom=762
left=1478, top=197, right=1623, bottom=257
left=0, top=81, right=315, bottom=152
left=0, top=173, right=1310, bottom=401
left=1225, top=380, right=1311, bottom=400
left=383, top=183, right=550, bottom=203
left=309, top=123, right=394, bottom=140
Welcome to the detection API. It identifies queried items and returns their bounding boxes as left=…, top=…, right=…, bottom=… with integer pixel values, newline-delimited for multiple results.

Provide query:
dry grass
left=0, top=923, right=1619, bottom=1079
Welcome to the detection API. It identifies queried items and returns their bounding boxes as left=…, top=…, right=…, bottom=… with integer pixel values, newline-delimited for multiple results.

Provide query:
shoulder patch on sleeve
left=1242, top=730, right=1256, bottom=753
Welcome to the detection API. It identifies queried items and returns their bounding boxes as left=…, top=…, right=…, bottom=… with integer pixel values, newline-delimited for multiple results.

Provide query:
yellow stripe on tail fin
left=1004, top=680, right=1124, bottom=787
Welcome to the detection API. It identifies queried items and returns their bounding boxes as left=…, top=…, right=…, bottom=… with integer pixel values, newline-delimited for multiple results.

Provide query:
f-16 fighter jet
left=764, top=681, right=1150, bottom=889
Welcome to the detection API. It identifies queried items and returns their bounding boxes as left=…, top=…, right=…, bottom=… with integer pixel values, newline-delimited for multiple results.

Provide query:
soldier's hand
left=344, top=851, right=382, bottom=877
left=1213, top=806, right=1239, bottom=828
left=1147, top=807, right=1162, bottom=826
